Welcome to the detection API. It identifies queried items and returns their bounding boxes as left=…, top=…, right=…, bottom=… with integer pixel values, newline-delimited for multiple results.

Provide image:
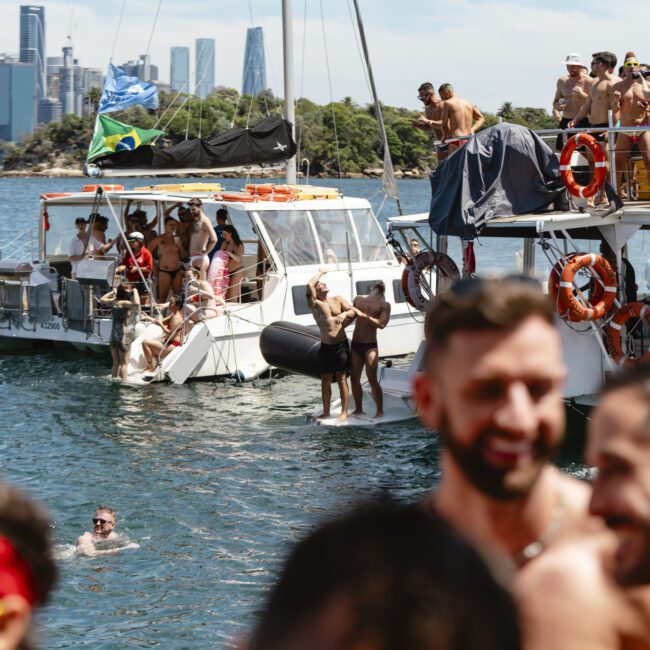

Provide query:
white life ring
left=401, top=251, right=460, bottom=312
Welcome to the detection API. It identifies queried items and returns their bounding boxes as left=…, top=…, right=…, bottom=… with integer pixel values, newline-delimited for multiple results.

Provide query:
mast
left=352, top=0, right=402, bottom=215
left=282, top=0, right=297, bottom=184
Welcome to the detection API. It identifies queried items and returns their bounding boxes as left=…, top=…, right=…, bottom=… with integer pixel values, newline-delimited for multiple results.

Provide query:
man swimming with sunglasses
left=76, top=506, right=139, bottom=556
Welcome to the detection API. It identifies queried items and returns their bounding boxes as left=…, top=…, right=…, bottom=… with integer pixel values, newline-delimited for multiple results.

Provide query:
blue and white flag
left=98, top=64, right=159, bottom=114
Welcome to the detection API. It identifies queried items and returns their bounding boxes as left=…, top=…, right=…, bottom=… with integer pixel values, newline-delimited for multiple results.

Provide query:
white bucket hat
left=563, top=53, right=586, bottom=68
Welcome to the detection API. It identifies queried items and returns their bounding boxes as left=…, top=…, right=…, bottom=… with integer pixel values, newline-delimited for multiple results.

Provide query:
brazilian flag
left=87, top=115, right=163, bottom=161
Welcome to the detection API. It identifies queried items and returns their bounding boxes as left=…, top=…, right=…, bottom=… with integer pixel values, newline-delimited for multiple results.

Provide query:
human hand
left=612, top=91, right=622, bottom=107
left=567, top=120, right=575, bottom=129
left=318, top=267, right=327, bottom=275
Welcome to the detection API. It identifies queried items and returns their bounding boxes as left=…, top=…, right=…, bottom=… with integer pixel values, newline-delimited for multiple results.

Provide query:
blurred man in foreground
left=413, top=276, right=642, bottom=649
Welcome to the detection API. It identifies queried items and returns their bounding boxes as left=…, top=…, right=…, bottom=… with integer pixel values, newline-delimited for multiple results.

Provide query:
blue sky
left=0, top=0, right=647, bottom=112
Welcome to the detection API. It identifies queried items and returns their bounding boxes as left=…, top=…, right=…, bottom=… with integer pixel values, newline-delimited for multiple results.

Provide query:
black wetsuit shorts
left=319, top=339, right=350, bottom=376
left=556, top=116, right=590, bottom=150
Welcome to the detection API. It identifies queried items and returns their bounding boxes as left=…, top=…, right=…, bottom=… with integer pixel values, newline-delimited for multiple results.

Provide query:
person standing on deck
left=552, top=53, right=594, bottom=150
left=412, top=82, right=447, bottom=164
left=307, top=268, right=358, bottom=422
left=68, top=217, right=89, bottom=279
left=413, top=276, right=645, bottom=650
left=350, top=281, right=391, bottom=418
left=438, top=84, right=484, bottom=155
left=187, top=198, right=218, bottom=281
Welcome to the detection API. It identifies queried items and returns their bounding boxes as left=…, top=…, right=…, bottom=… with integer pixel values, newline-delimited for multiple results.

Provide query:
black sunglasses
left=93, top=518, right=111, bottom=525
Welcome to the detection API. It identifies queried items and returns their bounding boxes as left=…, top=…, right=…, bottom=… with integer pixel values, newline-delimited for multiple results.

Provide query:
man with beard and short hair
left=587, top=364, right=650, bottom=643
left=552, top=53, right=594, bottom=150
left=413, top=276, right=643, bottom=649
left=412, top=82, right=446, bottom=164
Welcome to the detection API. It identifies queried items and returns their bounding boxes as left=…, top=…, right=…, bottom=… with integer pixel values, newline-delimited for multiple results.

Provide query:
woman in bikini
left=220, top=225, right=245, bottom=302
left=184, top=267, right=223, bottom=322
left=141, top=294, right=187, bottom=373
left=149, top=218, right=186, bottom=302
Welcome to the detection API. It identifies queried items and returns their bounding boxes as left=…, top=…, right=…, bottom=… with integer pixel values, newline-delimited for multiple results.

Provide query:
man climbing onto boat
left=188, top=198, right=218, bottom=282
left=552, top=53, right=593, bottom=150
left=307, top=268, right=358, bottom=422
left=611, top=55, right=650, bottom=196
left=350, top=281, right=391, bottom=418
left=438, top=84, right=484, bottom=155
left=412, top=82, right=446, bottom=163
left=413, top=276, right=643, bottom=649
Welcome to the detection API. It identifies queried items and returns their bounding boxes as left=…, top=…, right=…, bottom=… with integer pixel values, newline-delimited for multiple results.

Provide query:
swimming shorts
left=190, top=254, right=209, bottom=267
left=351, top=340, right=378, bottom=357
left=556, top=116, right=590, bottom=150
left=319, top=339, right=350, bottom=376
left=159, top=268, right=181, bottom=280
left=627, top=122, right=650, bottom=145
left=589, top=122, right=609, bottom=143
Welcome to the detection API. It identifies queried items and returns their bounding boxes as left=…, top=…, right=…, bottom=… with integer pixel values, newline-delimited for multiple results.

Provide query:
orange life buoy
left=559, top=133, right=607, bottom=198
left=215, top=192, right=256, bottom=202
left=40, top=192, right=71, bottom=199
left=82, top=184, right=124, bottom=192
left=258, top=192, right=296, bottom=202
left=557, top=253, right=617, bottom=321
left=605, top=302, right=650, bottom=367
left=548, top=253, right=606, bottom=321
left=401, top=251, right=460, bottom=312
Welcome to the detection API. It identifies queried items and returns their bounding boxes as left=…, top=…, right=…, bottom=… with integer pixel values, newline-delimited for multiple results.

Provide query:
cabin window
left=355, top=280, right=380, bottom=295
left=392, top=279, right=407, bottom=303
left=350, top=209, right=393, bottom=262
left=310, top=210, right=359, bottom=264
left=292, top=285, right=312, bottom=315
left=258, top=210, right=320, bottom=267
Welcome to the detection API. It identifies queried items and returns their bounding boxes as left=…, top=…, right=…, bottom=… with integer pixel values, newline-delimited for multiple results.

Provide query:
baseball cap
left=75, top=217, right=88, bottom=225
left=127, top=231, right=144, bottom=241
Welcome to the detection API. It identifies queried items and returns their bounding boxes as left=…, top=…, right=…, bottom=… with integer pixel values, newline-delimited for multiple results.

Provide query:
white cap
left=563, top=53, right=586, bottom=68
left=127, top=231, right=144, bottom=241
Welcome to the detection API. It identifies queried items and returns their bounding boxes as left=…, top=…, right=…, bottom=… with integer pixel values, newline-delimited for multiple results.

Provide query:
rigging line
left=154, top=92, right=193, bottom=143
left=345, top=0, right=373, bottom=99
left=110, top=0, right=128, bottom=62
left=295, top=0, right=308, bottom=167
left=152, top=78, right=191, bottom=130
left=198, top=96, right=203, bottom=139
left=319, top=0, right=343, bottom=181
left=185, top=94, right=191, bottom=140
left=144, top=0, right=164, bottom=59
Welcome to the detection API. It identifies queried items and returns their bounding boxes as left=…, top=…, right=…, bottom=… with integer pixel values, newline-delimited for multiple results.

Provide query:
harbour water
left=0, top=176, right=633, bottom=647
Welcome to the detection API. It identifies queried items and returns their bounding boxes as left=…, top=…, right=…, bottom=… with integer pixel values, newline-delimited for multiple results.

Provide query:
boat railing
left=0, top=227, right=36, bottom=262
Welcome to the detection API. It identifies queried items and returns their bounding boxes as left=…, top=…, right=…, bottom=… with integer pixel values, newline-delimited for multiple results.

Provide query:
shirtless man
left=76, top=506, right=138, bottom=557
left=149, top=218, right=186, bottom=302
left=142, top=294, right=186, bottom=372
left=552, top=53, right=594, bottom=150
left=587, top=364, right=650, bottom=646
left=569, top=52, right=618, bottom=153
left=413, top=277, right=643, bottom=650
left=307, top=268, right=357, bottom=421
left=438, top=83, right=484, bottom=155
left=88, top=215, right=118, bottom=256
left=350, top=281, right=391, bottom=418
left=412, top=82, right=446, bottom=163
left=164, top=202, right=192, bottom=253
left=611, top=56, right=650, bottom=195
left=184, top=266, right=223, bottom=322
left=187, top=198, right=217, bottom=281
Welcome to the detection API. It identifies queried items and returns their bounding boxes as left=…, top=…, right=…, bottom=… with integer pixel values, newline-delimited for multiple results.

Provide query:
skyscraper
left=242, top=27, right=267, bottom=97
left=195, top=38, right=215, bottom=100
left=60, top=41, right=74, bottom=116
left=170, top=46, right=190, bottom=92
left=19, top=5, right=46, bottom=103
left=0, top=60, right=36, bottom=141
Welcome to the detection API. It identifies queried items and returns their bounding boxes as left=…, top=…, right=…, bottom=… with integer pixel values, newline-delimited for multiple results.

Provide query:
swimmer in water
left=76, top=506, right=139, bottom=557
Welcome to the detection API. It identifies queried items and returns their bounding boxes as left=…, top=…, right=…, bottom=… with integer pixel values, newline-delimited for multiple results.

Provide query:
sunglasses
left=92, top=518, right=112, bottom=525
left=624, top=61, right=639, bottom=68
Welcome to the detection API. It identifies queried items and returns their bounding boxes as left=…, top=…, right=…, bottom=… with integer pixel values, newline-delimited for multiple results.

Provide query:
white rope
left=295, top=0, right=309, bottom=167
left=144, top=0, right=164, bottom=59
left=345, top=0, right=373, bottom=98
left=319, top=0, right=343, bottom=180
left=110, top=0, right=128, bottom=62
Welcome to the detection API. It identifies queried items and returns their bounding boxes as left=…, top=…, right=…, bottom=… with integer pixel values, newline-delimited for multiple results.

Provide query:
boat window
left=43, top=204, right=120, bottom=258
left=291, top=285, right=312, bottom=315
left=355, top=280, right=380, bottom=295
left=310, top=210, right=359, bottom=264
left=392, top=279, right=407, bottom=303
left=257, top=210, right=320, bottom=267
left=350, top=209, right=393, bottom=262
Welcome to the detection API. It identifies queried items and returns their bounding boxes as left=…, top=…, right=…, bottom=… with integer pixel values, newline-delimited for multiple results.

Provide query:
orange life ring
left=40, top=192, right=71, bottom=199
left=559, top=133, right=607, bottom=198
left=605, top=302, right=650, bottom=367
left=557, top=253, right=617, bottom=321
left=401, top=252, right=460, bottom=312
left=215, top=192, right=256, bottom=202
left=548, top=253, right=605, bottom=321
left=246, top=184, right=293, bottom=196
left=82, top=184, right=124, bottom=192
left=258, top=192, right=296, bottom=202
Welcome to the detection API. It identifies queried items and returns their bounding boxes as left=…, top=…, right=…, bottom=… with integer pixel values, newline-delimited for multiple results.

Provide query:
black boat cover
left=92, top=117, right=296, bottom=170
left=429, top=123, right=564, bottom=239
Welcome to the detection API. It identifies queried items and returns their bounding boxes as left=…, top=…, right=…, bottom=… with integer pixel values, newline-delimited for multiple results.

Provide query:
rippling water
left=0, top=176, right=594, bottom=647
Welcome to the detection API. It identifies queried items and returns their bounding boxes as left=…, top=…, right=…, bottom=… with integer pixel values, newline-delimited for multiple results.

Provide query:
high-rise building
left=60, top=41, right=74, bottom=116
left=170, top=46, right=190, bottom=92
left=19, top=6, right=46, bottom=106
left=195, top=38, right=215, bottom=100
left=37, top=97, right=61, bottom=124
left=242, top=27, right=267, bottom=97
left=0, top=60, right=36, bottom=141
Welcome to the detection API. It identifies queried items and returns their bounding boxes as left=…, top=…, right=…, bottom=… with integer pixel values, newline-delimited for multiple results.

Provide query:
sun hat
left=127, top=231, right=144, bottom=241
left=563, top=53, right=587, bottom=68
